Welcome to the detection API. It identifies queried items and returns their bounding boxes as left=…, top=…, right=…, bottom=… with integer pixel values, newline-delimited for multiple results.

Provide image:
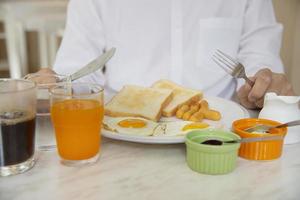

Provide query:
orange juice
left=51, top=99, right=103, bottom=160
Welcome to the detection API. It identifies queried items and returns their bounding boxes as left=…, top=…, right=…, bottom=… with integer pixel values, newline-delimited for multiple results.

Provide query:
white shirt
left=54, top=0, right=284, bottom=99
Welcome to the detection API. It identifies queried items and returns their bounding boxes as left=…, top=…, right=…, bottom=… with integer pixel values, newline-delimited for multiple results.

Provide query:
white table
left=1, top=111, right=300, bottom=200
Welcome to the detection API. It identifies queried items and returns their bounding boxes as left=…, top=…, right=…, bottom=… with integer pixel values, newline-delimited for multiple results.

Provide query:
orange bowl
left=232, top=118, right=287, bottom=160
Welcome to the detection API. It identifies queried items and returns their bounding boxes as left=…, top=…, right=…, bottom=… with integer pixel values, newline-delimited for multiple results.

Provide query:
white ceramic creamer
left=259, top=93, right=300, bottom=144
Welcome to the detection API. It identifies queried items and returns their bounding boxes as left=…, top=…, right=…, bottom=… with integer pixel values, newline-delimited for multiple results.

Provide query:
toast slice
left=105, top=85, right=173, bottom=121
left=152, top=80, right=202, bottom=117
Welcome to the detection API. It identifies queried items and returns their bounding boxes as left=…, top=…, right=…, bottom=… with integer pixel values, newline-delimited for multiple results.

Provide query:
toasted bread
left=105, top=85, right=173, bottom=121
left=151, top=80, right=202, bottom=117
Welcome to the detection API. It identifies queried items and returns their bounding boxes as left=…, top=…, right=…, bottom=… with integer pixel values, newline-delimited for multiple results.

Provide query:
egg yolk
left=182, top=122, right=209, bottom=131
left=118, top=119, right=147, bottom=128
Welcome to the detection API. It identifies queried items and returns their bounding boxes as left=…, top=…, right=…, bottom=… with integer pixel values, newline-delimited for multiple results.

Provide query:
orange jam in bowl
left=232, top=118, right=287, bottom=161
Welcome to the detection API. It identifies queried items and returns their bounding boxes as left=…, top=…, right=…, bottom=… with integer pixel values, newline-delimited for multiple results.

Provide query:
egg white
left=156, top=121, right=211, bottom=137
left=103, top=116, right=161, bottom=136
left=103, top=116, right=213, bottom=137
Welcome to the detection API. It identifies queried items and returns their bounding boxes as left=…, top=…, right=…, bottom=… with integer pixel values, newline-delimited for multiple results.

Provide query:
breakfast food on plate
left=190, top=111, right=204, bottom=122
left=152, top=80, right=202, bottom=117
left=103, top=79, right=223, bottom=137
left=103, top=116, right=210, bottom=137
left=103, top=116, right=163, bottom=136
left=153, top=121, right=210, bottom=136
left=202, top=109, right=221, bottom=121
left=175, top=104, right=190, bottom=118
left=105, top=85, right=173, bottom=121
left=175, top=100, right=221, bottom=122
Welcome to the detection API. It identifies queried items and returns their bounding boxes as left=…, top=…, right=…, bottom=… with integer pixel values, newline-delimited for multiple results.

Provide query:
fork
left=244, top=119, right=300, bottom=133
left=212, top=49, right=255, bottom=87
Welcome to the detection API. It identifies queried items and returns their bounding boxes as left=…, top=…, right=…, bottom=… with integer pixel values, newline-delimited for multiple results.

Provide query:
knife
left=61, top=47, right=116, bottom=82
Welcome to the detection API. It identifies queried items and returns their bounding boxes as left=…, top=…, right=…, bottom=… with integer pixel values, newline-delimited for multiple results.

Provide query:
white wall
left=291, top=2, right=300, bottom=94
left=273, top=0, right=300, bottom=94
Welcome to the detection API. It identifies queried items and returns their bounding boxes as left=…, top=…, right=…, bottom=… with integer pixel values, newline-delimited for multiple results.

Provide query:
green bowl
left=185, top=129, right=241, bottom=175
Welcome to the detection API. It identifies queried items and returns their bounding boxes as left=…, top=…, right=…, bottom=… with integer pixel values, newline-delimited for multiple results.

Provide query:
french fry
left=200, top=100, right=209, bottom=110
left=190, top=102, right=200, bottom=111
left=176, top=104, right=190, bottom=118
left=182, top=110, right=197, bottom=121
left=175, top=99, right=221, bottom=122
left=190, top=111, right=204, bottom=122
left=180, top=104, right=190, bottom=112
left=203, top=109, right=221, bottom=121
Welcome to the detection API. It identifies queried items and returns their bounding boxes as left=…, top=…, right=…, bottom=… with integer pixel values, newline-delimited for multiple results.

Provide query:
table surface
left=1, top=97, right=300, bottom=200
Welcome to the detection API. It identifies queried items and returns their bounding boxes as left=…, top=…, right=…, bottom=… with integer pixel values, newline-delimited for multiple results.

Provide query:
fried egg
left=103, top=116, right=162, bottom=136
left=153, top=121, right=210, bottom=137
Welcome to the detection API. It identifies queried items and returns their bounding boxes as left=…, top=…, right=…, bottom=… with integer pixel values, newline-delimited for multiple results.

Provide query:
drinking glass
left=0, top=79, right=37, bottom=176
left=24, top=73, right=68, bottom=115
left=24, top=73, right=69, bottom=151
left=50, top=82, right=104, bottom=166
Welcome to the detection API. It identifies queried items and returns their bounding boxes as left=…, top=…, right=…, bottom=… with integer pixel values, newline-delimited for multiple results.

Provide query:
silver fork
left=244, top=119, right=300, bottom=133
left=212, top=49, right=255, bottom=87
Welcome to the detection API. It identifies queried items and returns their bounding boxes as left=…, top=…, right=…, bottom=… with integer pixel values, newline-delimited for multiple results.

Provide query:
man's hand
left=36, top=68, right=56, bottom=75
left=25, top=68, right=57, bottom=84
left=237, top=68, right=295, bottom=109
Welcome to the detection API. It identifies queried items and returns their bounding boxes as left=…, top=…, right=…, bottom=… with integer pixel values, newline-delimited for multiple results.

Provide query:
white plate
left=102, top=96, right=249, bottom=144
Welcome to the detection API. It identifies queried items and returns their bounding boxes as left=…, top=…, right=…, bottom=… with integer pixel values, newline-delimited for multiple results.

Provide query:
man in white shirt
left=40, top=0, right=294, bottom=109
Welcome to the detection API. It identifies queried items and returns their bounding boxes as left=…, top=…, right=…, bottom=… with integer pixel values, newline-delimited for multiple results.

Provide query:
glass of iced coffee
left=0, top=79, right=37, bottom=176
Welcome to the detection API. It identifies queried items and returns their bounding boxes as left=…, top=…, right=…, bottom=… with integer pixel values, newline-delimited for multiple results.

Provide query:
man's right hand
left=36, top=68, right=56, bottom=75
left=25, top=68, right=58, bottom=84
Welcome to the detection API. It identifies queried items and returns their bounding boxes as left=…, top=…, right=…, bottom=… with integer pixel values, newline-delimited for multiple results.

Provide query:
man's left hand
left=237, top=68, right=295, bottom=109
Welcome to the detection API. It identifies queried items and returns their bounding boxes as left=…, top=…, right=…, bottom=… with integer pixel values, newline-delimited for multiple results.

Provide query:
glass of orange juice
left=49, top=82, right=104, bottom=166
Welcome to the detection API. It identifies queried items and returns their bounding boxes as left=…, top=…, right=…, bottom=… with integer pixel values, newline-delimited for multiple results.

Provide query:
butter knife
left=61, top=47, right=116, bottom=82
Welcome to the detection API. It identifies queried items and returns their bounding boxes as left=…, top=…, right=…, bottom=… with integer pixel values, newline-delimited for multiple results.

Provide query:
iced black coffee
left=0, top=79, right=36, bottom=176
left=0, top=110, right=36, bottom=166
